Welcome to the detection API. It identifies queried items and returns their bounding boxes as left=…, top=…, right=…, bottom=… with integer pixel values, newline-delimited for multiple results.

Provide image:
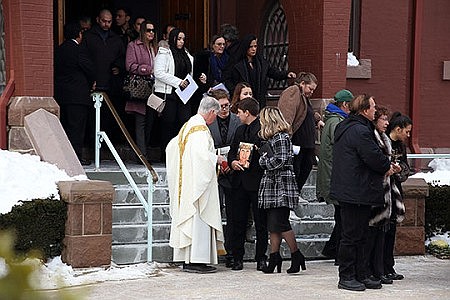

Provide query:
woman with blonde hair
left=258, top=106, right=305, bottom=274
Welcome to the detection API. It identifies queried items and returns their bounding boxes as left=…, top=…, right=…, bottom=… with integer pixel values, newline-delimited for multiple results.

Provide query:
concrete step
left=112, top=205, right=170, bottom=224
left=114, top=185, right=170, bottom=205
left=85, top=162, right=168, bottom=186
left=112, top=238, right=330, bottom=265
left=294, top=202, right=335, bottom=220
left=112, top=220, right=334, bottom=245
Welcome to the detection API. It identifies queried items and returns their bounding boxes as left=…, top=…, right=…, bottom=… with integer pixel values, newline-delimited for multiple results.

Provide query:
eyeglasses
left=146, top=28, right=155, bottom=33
left=220, top=103, right=230, bottom=110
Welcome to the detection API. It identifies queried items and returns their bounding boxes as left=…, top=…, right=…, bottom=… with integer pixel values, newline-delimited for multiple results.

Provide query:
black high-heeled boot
left=262, top=252, right=282, bottom=273
left=286, top=249, right=306, bottom=273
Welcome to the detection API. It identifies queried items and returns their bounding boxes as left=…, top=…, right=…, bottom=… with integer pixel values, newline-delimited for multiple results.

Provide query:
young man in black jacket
left=228, top=97, right=267, bottom=271
left=330, top=94, right=399, bottom=291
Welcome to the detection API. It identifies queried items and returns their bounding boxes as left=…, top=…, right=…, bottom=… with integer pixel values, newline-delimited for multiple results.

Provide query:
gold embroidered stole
left=177, top=122, right=209, bottom=205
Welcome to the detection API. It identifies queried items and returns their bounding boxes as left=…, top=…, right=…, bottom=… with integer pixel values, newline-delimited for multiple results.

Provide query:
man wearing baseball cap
left=317, top=89, right=353, bottom=264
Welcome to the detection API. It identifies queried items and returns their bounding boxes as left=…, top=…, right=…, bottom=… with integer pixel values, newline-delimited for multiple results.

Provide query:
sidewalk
left=53, top=255, right=450, bottom=299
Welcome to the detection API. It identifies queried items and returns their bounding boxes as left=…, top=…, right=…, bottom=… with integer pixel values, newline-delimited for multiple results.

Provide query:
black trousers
left=219, top=184, right=234, bottom=255
left=293, top=147, right=315, bottom=191
left=60, top=104, right=90, bottom=159
left=384, top=220, right=397, bottom=274
left=365, top=226, right=385, bottom=278
left=338, top=202, right=371, bottom=281
left=322, top=204, right=341, bottom=260
left=230, top=188, right=267, bottom=261
left=157, top=92, right=191, bottom=154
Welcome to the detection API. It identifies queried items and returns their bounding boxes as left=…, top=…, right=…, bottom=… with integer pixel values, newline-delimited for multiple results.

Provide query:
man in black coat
left=228, top=97, right=267, bottom=271
left=330, top=94, right=397, bottom=291
left=55, top=21, right=94, bottom=165
left=81, top=9, right=126, bottom=143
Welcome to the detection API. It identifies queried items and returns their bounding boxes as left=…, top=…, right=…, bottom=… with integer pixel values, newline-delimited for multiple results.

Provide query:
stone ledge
left=346, top=58, right=371, bottom=79
left=58, top=180, right=115, bottom=204
left=402, top=177, right=429, bottom=197
left=8, top=96, right=59, bottom=126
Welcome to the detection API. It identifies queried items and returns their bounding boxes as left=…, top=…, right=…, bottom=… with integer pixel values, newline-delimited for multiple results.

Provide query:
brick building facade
left=2, top=0, right=450, bottom=150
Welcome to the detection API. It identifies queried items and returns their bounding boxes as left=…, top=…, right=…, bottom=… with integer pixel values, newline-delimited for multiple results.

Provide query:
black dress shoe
left=379, top=275, right=393, bottom=284
left=360, top=277, right=382, bottom=289
left=231, top=260, right=243, bottom=271
left=182, top=263, right=217, bottom=273
left=256, top=259, right=267, bottom=271
left=338, top=279, right=366, bottom=291
left=386, top=272, right=404, bottom=280
left=225, top=256, right=233, bottom=268
left=79, top=158, right=91, bottom=166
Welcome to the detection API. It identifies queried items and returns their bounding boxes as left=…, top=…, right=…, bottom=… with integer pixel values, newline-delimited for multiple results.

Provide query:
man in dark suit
left=55, top=21, right=94, bottom=165
left=207, top=89, right=241, bottom=267
left=228, top=97, right=267, bottom=271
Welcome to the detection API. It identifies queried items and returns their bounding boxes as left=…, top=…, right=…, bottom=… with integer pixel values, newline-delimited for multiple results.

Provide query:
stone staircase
left=85, top=162, right=334, bottom=264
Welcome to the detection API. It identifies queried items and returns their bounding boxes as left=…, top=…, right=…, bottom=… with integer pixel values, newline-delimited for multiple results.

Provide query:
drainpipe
left=410, top=0, right=423, bottom=154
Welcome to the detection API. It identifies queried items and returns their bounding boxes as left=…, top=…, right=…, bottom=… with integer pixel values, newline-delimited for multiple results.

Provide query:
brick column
left=395, top=178, right=429, bottom=255
left=58, top=180, right=114, bottom=268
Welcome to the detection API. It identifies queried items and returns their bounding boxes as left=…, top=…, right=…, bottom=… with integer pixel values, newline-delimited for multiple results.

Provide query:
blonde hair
left=259, top=106, right=291, bottom=140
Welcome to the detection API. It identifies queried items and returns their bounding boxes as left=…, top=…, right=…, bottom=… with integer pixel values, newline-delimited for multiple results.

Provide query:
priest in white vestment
left=166, top=96, right=226, bottom=273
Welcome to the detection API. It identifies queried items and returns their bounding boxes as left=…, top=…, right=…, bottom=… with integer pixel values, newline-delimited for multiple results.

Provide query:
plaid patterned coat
left=258, top=132, right=299, bottom=209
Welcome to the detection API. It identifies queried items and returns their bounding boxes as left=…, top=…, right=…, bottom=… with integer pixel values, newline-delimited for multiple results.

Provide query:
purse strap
left=152, top=83, right=167, bottom=101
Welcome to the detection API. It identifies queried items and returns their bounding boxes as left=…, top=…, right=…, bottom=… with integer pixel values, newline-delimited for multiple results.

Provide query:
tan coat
left=277, top=84, right=308, bottom=134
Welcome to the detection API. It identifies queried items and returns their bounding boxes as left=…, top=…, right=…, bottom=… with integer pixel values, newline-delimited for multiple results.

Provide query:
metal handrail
left=92, top=92, right=155, bottom=262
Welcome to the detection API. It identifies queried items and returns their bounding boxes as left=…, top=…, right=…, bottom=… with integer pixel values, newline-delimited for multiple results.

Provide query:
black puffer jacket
left=330, top=114, right=391, bottom=206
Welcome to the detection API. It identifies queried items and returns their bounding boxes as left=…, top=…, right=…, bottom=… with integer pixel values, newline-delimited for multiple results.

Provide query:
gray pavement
left=53, top=255, right=450, bottom=299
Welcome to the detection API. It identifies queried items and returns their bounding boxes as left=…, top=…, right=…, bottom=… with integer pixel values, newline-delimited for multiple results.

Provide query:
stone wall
left=395, top=177, right=429, bottom=255
left=8, top=96, right=59, bottom=154
left=58, top=180, right=114, bottom=268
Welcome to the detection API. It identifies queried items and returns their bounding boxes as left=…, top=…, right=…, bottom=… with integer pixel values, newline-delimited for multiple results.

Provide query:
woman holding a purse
left=154, top=27, right=207, bottom=160
left=125, top=20, right=158, bottom=159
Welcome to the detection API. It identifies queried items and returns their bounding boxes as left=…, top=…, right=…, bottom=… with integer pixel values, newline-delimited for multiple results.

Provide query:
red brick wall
left=347, top=0, right=450, bottom=148
left=4, top=0, right=54, bottom=96
left=346, top=0, right=412, bottom=114
left=230, top=0, right=351, bottom=99
left=418, top=1, right=450, bottom=148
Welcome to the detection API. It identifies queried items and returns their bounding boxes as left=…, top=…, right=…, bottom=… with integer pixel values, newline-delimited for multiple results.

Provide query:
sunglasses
left=146, top=28, right=155, bottom=33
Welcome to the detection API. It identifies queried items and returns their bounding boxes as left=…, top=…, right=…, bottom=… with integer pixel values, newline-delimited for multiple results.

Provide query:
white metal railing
left=92, top=92, right=154, bottom=262
left=407, top=154, right=450, bottom=159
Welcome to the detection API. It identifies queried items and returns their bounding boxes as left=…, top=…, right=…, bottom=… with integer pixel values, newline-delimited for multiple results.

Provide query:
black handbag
left=123, top=74, right=154, bottom=100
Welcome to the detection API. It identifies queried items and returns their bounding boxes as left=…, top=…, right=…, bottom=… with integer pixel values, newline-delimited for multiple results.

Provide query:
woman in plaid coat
left=258, top=107, right=305, bottom=274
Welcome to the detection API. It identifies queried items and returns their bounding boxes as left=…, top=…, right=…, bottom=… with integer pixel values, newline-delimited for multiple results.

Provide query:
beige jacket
left=278, top=84, right=308, bottom=134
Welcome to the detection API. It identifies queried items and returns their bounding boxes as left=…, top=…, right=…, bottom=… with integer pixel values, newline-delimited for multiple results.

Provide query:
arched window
left=262, top=2, right=289, bottom=90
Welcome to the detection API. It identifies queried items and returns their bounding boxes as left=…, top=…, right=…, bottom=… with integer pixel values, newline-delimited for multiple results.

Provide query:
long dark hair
left=237, top=34, right=258, bottom=61
left=168, top=28, right=192, bottom=78
left=387, top=112, right=412, bottom=134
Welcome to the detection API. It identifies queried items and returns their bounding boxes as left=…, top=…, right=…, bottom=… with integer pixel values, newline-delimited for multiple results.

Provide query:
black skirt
left=266, top=207, right=292, bottom=232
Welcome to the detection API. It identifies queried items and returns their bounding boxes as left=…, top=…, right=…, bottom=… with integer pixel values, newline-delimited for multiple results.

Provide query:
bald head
left=97, top=9, right=112, bottom=31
